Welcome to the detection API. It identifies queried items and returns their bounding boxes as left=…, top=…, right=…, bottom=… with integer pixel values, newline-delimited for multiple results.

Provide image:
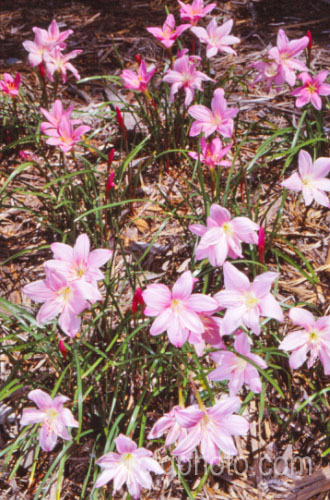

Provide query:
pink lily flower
left=40, top=99, right=80, bottom=133
left=44, top=47, right=82, bottom=83
left=121, top=59, right=156, bottom=93
left=191, top=18, right=240, bottom=58
left=44, top=115, right=90, bottom=153
left=209, top=332, right=267, bottom=395
left=146, top=14, right=190, bottom=49
left=20, top=389, right=78, bottom=452
left=23, top=267, right=99, bottom=338
left=279, top=308, right=330, bottom=374
left=163, top=54, right=213, bottom=106
left=291, top=70, right=330, bottom=110
left=215, top=262, right=283, bottom=336
left=267, top=29, right=309, bottom=87
left=46, top=233, right=113, bottom=285
left=148, top=405, right=200, bottom=461
left=0, top=72, right=21, bottom=98
left=142, top=270, right=218, bottom=347
left=95, top=434, right=164, bottom=498
left=189, top=204, right=259, bottom=267
left=23, top=19, right=73, bottom=67
left=189, top=137, right=232, bottom=169
left=178, top=0, right=216, bottom=26
left=187, top=313, right=225, bottom=356
left=281, top=150, right=330, bottom=208
left=188, top=88, right=238, bottom=138
left=249, top=58, right=285, bottom=93
left=172, top=397, right=249, bottom=463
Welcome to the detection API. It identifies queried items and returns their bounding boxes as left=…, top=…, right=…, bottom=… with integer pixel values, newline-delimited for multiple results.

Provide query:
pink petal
left=37, top=299, right=62, bottom=324
left=143, top=284, right=172, bottom=315
left=150, top=308, right=173, bottom=335
left=289, top=307, right=315, bottom=328
left=279, top=331, right=309, bottom=351
left=115, top=434, right=137, bottom=454
left=281, top=172, right=303, bottom=191
left=172, top=271, right=193, bottom=300
left=23, top=280, right=55, bottom=303
left=39, top=423, right=58, bottom=451
left=187, top=293, right=218, bottom=312
left=50, top=242, right=73, bottom=261
left=258, top=293, right=283, bottom=322
left=289, top=343, right=309, bottom=369
left=20, top=408, right=46, bottom=425
left=223, top=262, right=250, bottom=291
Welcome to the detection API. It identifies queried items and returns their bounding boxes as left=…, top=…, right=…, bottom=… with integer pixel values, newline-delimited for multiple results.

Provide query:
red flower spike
left=115, top=107, right=127, bottom=142
left=58, top=339, right=67, bottom=360
left=258, top=226, right=265, bottom=265
left=108, top=148, right=115, bottom=167
left=106, top=171, right=116, bottom=192
left=132, top=287, right=144, bottom=314
left=306, top=30, right=312, bottom=51
left=135, top=53, right=142, bottom=64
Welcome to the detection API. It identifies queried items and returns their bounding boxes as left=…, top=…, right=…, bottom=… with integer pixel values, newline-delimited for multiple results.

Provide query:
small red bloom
left=135, top=53, right=142, bottom=64
left=306, top=30, right=312, bottom=51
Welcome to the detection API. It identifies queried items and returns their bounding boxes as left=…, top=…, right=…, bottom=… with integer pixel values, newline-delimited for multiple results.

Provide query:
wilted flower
left=189, top=204, right=259, bottom=267
left=95, top=434, right=164, bottom=498
left=215, top=262, right=283, bottom=336
left=281, top=149, right=330, bottom=208
left=20, top=389, right=78, bottom=451
left=188, top=88, right=238, bottom=138
left=291, top=71, right=330, bottom=110
left=0, top=72, right=21, bottom=97
left=279, top=308, right=330, bottom=374
left=146, top=14, right=190, bottom=49
left=190, top=18, right=240, bottom=58
left=209, top=332, right=267, bottom=395
left=142, top=271, right=218, bottom=347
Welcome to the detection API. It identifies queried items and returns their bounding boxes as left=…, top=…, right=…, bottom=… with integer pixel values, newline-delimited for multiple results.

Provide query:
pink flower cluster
left=149, top=396, right=249, bottom=464
left=251, top=29, right=309, bottom=92
left=23, top=19, right=81, bottom=83
left=23, top=234, right=112, bottom=338
left=40, top=99, right=90, bottom=152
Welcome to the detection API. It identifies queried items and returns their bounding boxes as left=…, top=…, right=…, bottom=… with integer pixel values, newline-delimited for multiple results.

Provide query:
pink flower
left=95, top=434, right=164, bottom=498
left=281, top=150, right=330, bottom=208
left=172, top=397, right=249, bottom=463
left=20, top=389, right=78, bottom=452
left=46, top=233, right=113, bottom=286
left=19, top=150, right=37, bottom=162
left=268, top=29, right=309, bottom=87
left=191, top=18, right=240, bottom=58
left=189, top=204, right=259, bottom=267
left=215, top=262, right=283, bottom=336
left=23, top=19, right=73, bottom=67
left=209, top=332, right=267, bottom=395
left=163, top=54, right=213, bottom=106
left=250, top=30, right=309, bottom=91
left=121, top=59, right=156, bottom=93
left=146, top=14, right=190, bottom=49
left=291, top=71, right=330, bottom=110
left=279, top=308, right=330, bottom=374
left=142, top=271, right=218, bottom=347
left=23, top=267, right=99, bottom=338
left=187, top=313, right=225, bottom=356
left=178, top=0, right=216, bottom=25
left=189, top=137, right=232, bottom=169
left=40, top=99, right=80, bottom=133
left=44, top=115, right=90, bottom=153
left=188, top=88, right=238, bottom=138
left=44, top=47, right=82, bottom=83
left=148, top=405, right=199, bottom=460
left=0, top=72, right=21, bottom=98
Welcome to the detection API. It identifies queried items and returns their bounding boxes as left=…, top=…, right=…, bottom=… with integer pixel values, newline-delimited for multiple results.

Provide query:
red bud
left=59, top=339, right=67, bottom=360
left=108, top=148, right=115, bottom=167
left=258, top=226, right=265, bottom=265
left=115, top=107, right=127, bottom=142
left=306, top=30, right=312, bottom=51
left=106, top=171, right=116, bottom=192
left=132, top=287, right=144, bottom=314
left=135, top=53, right=142, bottom=64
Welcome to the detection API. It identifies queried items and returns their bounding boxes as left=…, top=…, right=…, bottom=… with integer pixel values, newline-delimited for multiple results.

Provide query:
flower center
left=236, top=356, right=247, bottom=370
left=307, top=82, right=316, bottom=93
left=308, top=330, right=319, bottom=343
left=171, top=298, right=183, bottom=314
left=244, top=291, right=258, bottom=309
left=45, top=408, right=58, bottom=429
left=58, top=286, right=72, bottom=304
left=222, top=222, right=233, bottom=236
